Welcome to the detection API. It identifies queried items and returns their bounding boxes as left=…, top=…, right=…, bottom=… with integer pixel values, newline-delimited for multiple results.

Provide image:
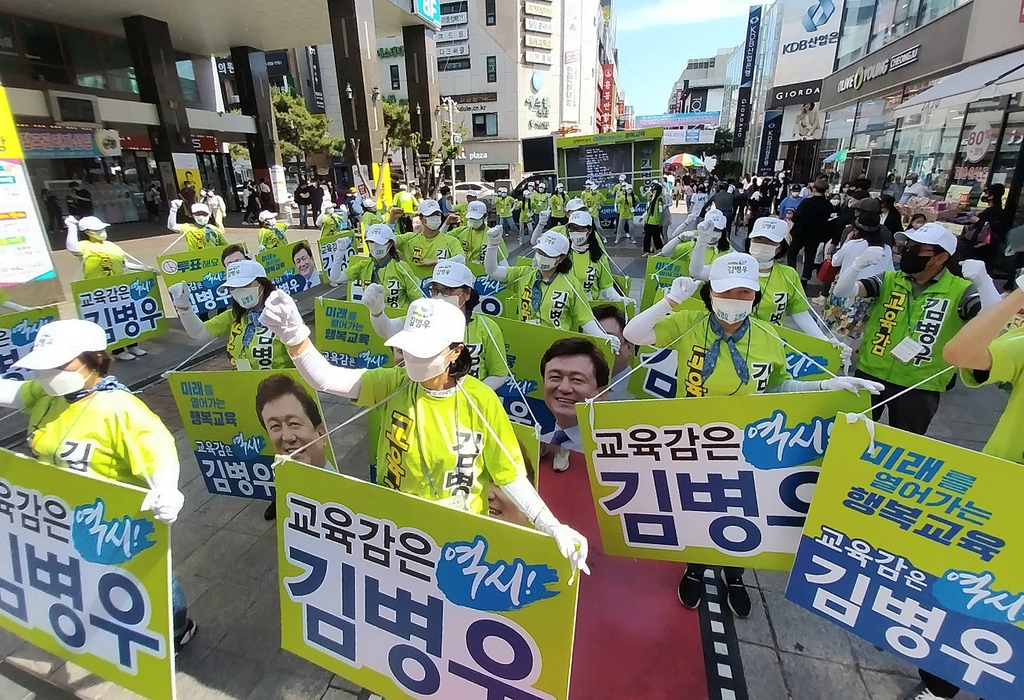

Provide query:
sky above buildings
left=615, top=0, right=751, bottom=117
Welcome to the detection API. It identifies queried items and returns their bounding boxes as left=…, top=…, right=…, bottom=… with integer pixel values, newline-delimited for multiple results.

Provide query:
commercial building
left=668, top=47, right=739, bottom=124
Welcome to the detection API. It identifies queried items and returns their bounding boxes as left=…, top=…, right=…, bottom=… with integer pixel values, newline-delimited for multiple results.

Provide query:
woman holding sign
left=0, top=319, right=197, bottom=651
left=623, top=253, right=882, bottom=618
left=566, top=211, right=630, bottom=303
left=327, top=224, right=423, bottom=309
left=257, top=210, right=289, bottom=251
left=363, top=255, right=509, bottom=391
left=258, top=292, right=591, bottom=576
left=483, top=229, right=621, bottom=352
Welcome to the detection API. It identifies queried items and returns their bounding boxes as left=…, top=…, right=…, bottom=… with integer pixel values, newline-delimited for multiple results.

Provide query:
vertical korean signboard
left=599, top=64, right=615, bottom=133
left=562, top=0, right=583, bottom=124
left=0, top=80, right=58, bottom=287
left=733, top=5, right=763, bottom=147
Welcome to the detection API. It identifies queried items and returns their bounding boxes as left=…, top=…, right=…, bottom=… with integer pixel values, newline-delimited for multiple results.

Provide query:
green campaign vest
left=858, top=270, right=971, bottom=392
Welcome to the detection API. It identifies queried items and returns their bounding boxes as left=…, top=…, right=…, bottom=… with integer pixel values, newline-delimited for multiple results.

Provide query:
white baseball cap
left=258, top=210, right=276, bottom=223
left=618, top=174, right=627, bottom=182
left=219, top=260, right=268, bottom=292
left=417, top=199, right=441, bottom=216
left=568, top=210, right=593, bottom=227
left=709, top=253, right=760, bottom=293
left=13, top=319, right=107, bottom=370
left=77, top=216, right=107, bottom=232
left=191, top=203, right=211, bottom=216
left=566, top=197, right=586, bottom=212
left=363, top=198, right=377, bottom=209
left=466, top=201, right=487, bottom=220
left=365, top=223, right=397, bottom=245
left=533, top=231, right=570, bottom=257
left=385, top=298, right=466, bottom=359
left=749, top=217, right=788, bottom=243
left=431, top=254, right=476, bottom=289
left=906, top=222, right=958, bottom=255
left=704, top=210, right=728, bottom=231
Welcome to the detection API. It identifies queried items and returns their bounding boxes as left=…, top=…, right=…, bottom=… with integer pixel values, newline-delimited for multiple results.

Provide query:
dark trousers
left=855, top=370, right=941, bottom=435
left=643, top=223, right=664, bottom=254
left=787, top=236, right=821, bottom=282
left=919, top=670, right=961, bottom=698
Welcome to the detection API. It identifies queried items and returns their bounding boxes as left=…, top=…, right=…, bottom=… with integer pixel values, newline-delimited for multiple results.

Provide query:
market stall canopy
left=895, top=49, right=1024, bottom=119
left=823, top=149, right=848, bottom=163
left=665, top=153, right=705, bottom=168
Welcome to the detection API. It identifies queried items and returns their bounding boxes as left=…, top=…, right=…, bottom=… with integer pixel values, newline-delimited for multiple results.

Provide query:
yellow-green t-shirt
left=204, top=309, right=293, bottom=371
left=453, top=224, right=508, bottom=266
left=79, top=240, right=127, bottom=278
left=183, top=224, right=228, bottom=250
left=396, top=231, right=463, bottom=279
left=25, top=385, right=175, bottom=488
left=570, top=250, right=615, bottom=300
left=319, top=213, right=349, bottom=238
left=960, top=327, right=1024, bottom=463
left=259, top=223, right=289, bottom=250
left=753, top=263, right=810, bottom=326
left=356, top=368, right=525, bottom=514
left=653, top=310, right=788, bottom=397
left=466, top=314, right=507, bottom=382
left=343, top=256, right=423, bottom=308
left=503, top=266, right=595, bottom=330
left=16, top=381, right=68, bottom=435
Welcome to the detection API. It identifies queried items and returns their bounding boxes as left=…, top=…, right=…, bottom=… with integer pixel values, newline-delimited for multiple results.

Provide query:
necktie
left=701, top=316, right=751, bottom=385
left=552, top=430, right=571, bottom=446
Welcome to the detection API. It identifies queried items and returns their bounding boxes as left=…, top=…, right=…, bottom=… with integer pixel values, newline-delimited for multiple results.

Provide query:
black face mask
left=900, top=252, right=933, bottom=275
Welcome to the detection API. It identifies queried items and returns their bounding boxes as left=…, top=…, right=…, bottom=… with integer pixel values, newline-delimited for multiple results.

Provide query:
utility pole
left=441, top=96, right=458, bottom=186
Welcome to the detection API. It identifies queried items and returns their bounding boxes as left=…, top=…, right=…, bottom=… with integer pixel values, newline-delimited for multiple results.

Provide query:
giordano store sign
left=837, top=45, right=920, bottom=93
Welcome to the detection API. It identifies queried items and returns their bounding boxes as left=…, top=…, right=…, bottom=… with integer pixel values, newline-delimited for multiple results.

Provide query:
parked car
left=453, top=181, right=495, bottom=205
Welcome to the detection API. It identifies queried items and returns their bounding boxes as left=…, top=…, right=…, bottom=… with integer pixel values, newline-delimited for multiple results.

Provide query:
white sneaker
left=113, top=350, right=135, bottom=361
left=129, top=346, right=148, bottom=357
left=901, top=682, right=942, bottom=700
left=552, top=446, right=570, bottom=472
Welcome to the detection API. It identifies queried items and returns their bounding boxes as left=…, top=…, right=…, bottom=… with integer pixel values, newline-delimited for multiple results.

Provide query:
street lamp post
left=441, top=96, right=457, bottom=186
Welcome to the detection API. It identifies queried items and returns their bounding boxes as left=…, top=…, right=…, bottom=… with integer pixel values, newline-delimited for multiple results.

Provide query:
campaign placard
left=257, top=242, right=325, bottom=296
left=314, top=297, right=395, bottom=370
left=157, top=245, right=234, bottom=315
left=71, top=272, right=167, bottom=350
left=0, top=305, right=58, bottom=379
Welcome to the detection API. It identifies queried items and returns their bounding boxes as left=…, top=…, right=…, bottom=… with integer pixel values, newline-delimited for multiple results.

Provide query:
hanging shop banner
left=576, top=391, right=869, bottom=569
left=757, top=109, right=785, bottom=176
left=71, top=271, right=168, bottom=351
left=276, top=460, right=579, bottom=700
left=490, top=316, right=615, bottom=441
left=314, top=298, right=397, bottom=370
left=157, top=245, right=234, bottom=316
left=318, top=233, right=359, bottom=284
left=257, top=243, right=325, bottom=295
left=0, top=83, right=59, bottom=286
left=0, top=305, right=59, bottom=379
left=787, top=418, right=1023, bottom=699
left=169, top=370, right=337, bottom=500
left=17, top=127, right=121, bottom=159
left=0, top=448, right=175, bottom=700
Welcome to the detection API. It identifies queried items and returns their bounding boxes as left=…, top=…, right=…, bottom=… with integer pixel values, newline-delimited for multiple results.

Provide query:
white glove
left=169, top=199, right=183, bottom=211
left=695, top=219, right=719, bottom=246
left=542, top=523, right=590, bottom=576
left=362, top=283, right=386, bottom=317
left=259, top=289, right=311, bottom=346
left=666, top=277, right=700, bottom=305
left=64, top=215, right=78, bottom=227
left=168, top=282, right=192, bottom=311
left=486, top=225, right=503, bottom=244
left=141, top=488, right=185, bottom=525
left=852, top=247, right=885, bottom=270
left=820, top=376, right=885, bottom=395
left=606, top=334, right=621, bottom=354
left=832, top=339, right=853, bottom=366
left=960, top=259, right=990, bottom=283
left=1016, top=272, right=1024, bottom=292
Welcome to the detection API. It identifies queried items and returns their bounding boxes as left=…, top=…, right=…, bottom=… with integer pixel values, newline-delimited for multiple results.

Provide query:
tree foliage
left=382, top=97, right=420, bottom=152
left=271, top=87, right=344, bottom=159
left=665, top=127, right=736, bottom=160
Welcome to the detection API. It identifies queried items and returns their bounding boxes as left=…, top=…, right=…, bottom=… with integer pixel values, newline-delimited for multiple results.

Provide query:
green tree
left=382, top=96, right=420, bottom=152
left=271, top=87, right=344, bottom=159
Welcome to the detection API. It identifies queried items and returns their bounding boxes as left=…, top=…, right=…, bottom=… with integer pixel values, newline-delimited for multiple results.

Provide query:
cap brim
left=12, top=346, right=77, bottom=371
left=385, top=330, right=448, bottom=358
left=710, top=278, right=759, bottom=293
left=218, top=273, right=260, bottom=292
left=532, top=243, right=563, bottom=257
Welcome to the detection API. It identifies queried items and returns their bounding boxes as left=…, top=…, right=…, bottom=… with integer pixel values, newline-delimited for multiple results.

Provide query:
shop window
left=390, top=64, right=400, bottom=90
left=486, top=56, right=496, bottom=83
left=473, top=113, right=498, bottom=137
left=835, top=0, right=878, bottom=71
left=0, top=15, right=17, bottom=57
left=62, top=27, right=105, bottom=90
left=16, top=18, right=62, bottom=65
left=176, top=59, right=200, bottom=102
left=96, top=34, right=137, bottom=94
left=486, top=0, right=497, bottom=25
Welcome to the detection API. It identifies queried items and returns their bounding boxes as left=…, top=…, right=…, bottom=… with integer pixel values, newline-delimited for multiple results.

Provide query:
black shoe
left=722, top=572, right=752, bottom=618
left=677, top=568, right=704, bottom=609
left=264, top=502, right=277, bottom=520
left=174, top=619, right=198, bottom=653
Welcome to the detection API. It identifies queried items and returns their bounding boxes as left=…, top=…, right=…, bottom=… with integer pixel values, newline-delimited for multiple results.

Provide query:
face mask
left=34, top=368, right=88, bottom=397
left=748, top=242, right=778, bottom=265
left=425, top=215, right=442, bottom=230
left=404, top=349, right=453, bottom=382
left=431, top=290, right=462, bottom=308
left=711, top=297, right=754, bottom=324
left=194, top=215, right=210, bottom=226
left=831, top=198, right=841, bottom=206
left=231, top=287, right=261, bottom=309
left=86, top=229, right=107, bottom=242
left=569, top=230, right=589, bottom=248
left=369, top=243, right=390, bottom=261
left=469, top=217, right=485, bottom=229
left=533, top=253, right=558, bottom=272
left=899, top=252, right=933, bottom=275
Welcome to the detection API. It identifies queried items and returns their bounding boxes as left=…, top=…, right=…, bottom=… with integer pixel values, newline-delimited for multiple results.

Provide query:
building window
left=472, top=112, right=498, bottom=137
left=485, top=0, right=497, bottom=25
left=175, top=59, right=200, bottom=102
left=486, top=56, right=496, bottom=83
left=835, top=0, right=877, bottom=70
left=438, top=57, right=471, bottom=72
left=390, top=64, right=400, bottom=90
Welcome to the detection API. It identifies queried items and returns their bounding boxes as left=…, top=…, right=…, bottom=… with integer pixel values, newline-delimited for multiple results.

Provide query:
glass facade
left=835, top=0, right=968, bottom=71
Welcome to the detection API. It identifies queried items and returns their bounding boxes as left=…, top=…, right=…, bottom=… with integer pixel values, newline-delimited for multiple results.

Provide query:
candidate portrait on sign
left=255, top=373, right=333, bottom=470
left=539, top=337, right=610, bottom=453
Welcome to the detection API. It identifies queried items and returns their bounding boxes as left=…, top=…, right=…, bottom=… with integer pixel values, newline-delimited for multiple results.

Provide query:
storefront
left=454, top=140, right=521, bottom=183
left=119, top=133, right=238, bottom=211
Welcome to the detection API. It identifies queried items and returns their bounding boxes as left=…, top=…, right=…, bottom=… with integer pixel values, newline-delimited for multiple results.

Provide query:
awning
left=894, top=48, right=1024, bottom=119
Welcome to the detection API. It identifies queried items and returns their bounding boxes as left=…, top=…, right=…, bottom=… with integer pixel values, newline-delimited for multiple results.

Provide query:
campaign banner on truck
left=786, top=418, right=1023, bottom=699
left=315, top=297, right=396, bottom=370
left=276, top=460, right=579, bottom=700
left=0, top=448, right=175, bottom=700
left=257, top=242, right=324, bottom=296
left=577, top=391, right=869, bottom=569
left=157, top=245, right=234, bottom=316
left=490, top=316, right=615, bottom=440
left=169, top=370, right=337, bottom=501
left=71, top=272, right=167, bottom=351
left=318, top=233, right=358, bottom=286
left=0, top=305, right=58, bottom=379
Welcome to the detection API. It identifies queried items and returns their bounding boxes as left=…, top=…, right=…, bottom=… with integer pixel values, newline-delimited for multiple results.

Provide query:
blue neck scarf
left=65, top=374, right=130, bottom=403
left=371, top=258, right=390, bottom=284
left=701, top=315, right=751, bottom=385
left=203, top=226, right=219, bottom=244
left=530, top=270, right=554, bottom=313
left=240, top=308, right=265, bottom=349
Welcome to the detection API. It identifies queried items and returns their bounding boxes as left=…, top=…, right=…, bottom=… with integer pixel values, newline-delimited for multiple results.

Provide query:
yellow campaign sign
left=0, top=448, right=175, bottom=700
left=277, top=460, right=579, bottom=699
left=0, top=85, right=24, bottom=160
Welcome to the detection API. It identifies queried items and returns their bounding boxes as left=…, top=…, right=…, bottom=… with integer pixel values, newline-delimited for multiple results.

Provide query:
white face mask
left=711, top=297, right=754, bottom=325
left=369, top=243, right=390, bottom=261
left=432, top=290, right=462, bottom=308
left=748, top=242, right=779, bottom=266
left=425, top=215, right=442, bottom=230
left=404, top=350, right=453, bottom=382
left=569, top=230, right=590, bottom=248
left=86, top=229, right=108, bottom=241
left=469, top=217, right=485, bottom=229
left=533, top=253, right=558, bottom=272
left=831, top=198, right=841, bottom=206
left=231, top=287, right=261, bottom=309
left=263, top=218, right=277, bottom=228
left=194, top=214, right=210, bottom=226
left=34, top=367, right=89, bottom=397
